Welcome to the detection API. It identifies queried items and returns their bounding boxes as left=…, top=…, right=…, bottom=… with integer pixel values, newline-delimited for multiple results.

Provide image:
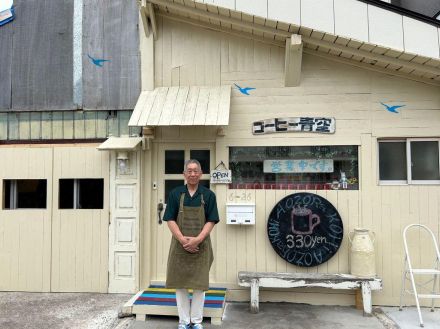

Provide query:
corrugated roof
left=128, top=85, right=231, bottom=127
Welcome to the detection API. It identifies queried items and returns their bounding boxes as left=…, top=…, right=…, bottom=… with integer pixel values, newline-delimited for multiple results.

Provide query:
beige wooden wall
left=0, top=147, right=52, bottom=292
left=143, top=17, right=440, bottom=306
left=0, top=145, right=109, bottom=292
left=51, top=147, right=109, bottom=292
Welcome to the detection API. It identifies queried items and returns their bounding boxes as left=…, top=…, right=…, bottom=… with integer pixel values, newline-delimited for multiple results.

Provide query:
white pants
left=175, top=289, right=205, bottom=325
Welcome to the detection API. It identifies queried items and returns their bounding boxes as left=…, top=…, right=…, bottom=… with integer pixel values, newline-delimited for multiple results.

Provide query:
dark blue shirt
left=163, top=185, right=220, bottom=223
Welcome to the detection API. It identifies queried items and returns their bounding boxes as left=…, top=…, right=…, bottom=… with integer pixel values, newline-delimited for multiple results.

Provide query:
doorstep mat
left=133, top=285, right=227, bottom=308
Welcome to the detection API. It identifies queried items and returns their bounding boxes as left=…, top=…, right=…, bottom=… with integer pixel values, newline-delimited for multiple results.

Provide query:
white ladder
left=399, top=224, right=440, bottom=327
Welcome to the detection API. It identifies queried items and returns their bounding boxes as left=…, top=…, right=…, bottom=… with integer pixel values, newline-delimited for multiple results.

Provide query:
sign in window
left=229, top=146, right=358, bottom=190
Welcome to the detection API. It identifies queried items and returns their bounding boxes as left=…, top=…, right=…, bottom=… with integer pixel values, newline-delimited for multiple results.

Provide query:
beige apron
left=166, top=193, right=214, bottom=291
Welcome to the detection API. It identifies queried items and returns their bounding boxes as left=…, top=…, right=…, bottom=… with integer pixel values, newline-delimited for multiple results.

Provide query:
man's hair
left=184, top=159, right=202, bottom=172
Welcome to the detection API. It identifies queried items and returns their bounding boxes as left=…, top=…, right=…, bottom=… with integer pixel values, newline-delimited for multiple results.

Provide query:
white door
left=152, top=143, right=214, bottom=281
left=108, top=150, right=141, bottom=293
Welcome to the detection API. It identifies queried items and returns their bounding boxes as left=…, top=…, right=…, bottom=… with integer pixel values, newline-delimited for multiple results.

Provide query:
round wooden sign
left=267, top=192, right=343, bottom=267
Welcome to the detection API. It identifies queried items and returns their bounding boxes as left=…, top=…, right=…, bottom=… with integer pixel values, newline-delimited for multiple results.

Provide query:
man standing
left=163, top=159, right=219, bottom=329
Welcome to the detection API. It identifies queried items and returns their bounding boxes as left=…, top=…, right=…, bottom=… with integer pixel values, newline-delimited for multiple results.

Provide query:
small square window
left=190, top=150, right=210, bottom=172
left=199, top=180, right=210, bottom=189
left=59, top=178, right=104, bottom=209
left=379, top=141, right=407, bottom=181
left=165, top=180, right=184, bottom=204
left=410, top=141, right=440, bottom=181
left=165, top=150, right=185, bottom=174
left=3, top=179, right=47, bottom=209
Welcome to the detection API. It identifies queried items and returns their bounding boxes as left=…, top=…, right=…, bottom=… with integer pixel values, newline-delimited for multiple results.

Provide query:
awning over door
left=97, top=136, right=143, bottom=151
left=128, top=85, right=231, bottom=127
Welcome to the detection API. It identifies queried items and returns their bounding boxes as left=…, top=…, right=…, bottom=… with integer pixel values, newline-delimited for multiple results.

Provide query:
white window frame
left=160, top=144, right=214, bottom=206
left=407, top=138, right=440, bottom=185
left=8, top=180, right=17, bottom=209
left=378, top=138, right=440, bottom=185
left=377, top=139, right=407, bottom=185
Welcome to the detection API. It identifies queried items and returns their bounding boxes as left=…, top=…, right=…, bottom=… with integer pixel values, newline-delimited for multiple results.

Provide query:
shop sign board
left=252, top=117, right=335, bottom=135
left=267, top=192, right=343, bottom=267
left=263, top=159, right=334, bottom=173
left=210, top=169, right=232, bottom=184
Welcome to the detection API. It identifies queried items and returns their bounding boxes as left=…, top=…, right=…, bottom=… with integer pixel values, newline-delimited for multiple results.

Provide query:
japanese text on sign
left=263, top=159, right=334, bottom=173
left=252, top=117, right=335, bottom=135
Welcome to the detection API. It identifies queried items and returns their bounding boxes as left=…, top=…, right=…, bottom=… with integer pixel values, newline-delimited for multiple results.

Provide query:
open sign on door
left=210, top=169, right=232, bottom=184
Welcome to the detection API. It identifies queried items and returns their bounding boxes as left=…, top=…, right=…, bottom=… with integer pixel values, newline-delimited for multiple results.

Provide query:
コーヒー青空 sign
left=253, top=117, right=335, bottom=135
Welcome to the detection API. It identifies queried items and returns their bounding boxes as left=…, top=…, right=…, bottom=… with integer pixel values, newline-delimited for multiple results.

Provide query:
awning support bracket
left=284, top=34, right=303, bottom=87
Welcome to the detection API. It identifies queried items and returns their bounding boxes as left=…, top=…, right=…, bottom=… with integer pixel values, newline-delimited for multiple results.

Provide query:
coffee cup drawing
left=291, top=206, right=320, bottom=235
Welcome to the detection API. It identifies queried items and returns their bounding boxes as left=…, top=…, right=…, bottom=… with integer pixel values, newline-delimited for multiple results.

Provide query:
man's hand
left=181, top=236, right=201, bottom=253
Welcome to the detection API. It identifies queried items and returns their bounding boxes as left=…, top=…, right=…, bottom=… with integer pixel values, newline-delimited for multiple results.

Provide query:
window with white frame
left=163, top=149, right=211, bottom=203
left=378, top=139, right=440, bottom=184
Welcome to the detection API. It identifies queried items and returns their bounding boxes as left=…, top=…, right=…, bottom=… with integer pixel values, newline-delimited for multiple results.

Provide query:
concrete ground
left=0, top=292, right=132, bottom=329
left=1, top=291, right=439, bottom=329
left=128, top=303, right=387, bottom=329
left=381, top=306, right=440, bottom=329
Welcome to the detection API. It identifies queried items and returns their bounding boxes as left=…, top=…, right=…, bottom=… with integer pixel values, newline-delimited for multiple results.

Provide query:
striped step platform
left=124, top=285, right=227, bottom=325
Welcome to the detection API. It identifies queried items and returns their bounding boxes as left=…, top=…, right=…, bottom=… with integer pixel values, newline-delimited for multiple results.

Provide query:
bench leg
left=135, top=313, right=146, bottom=321
left=250, top=278, right=259, bottom=314
left=361, top=281, right=372, bottom=316
left=211, top=317, right=222, bottom=325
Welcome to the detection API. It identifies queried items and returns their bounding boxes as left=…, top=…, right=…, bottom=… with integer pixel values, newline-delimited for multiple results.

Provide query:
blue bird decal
left=380, top=102, right=405, bottom=114
left=87, top=54, right=110, bottom=67
left=234, top=83, right=256, bottom=95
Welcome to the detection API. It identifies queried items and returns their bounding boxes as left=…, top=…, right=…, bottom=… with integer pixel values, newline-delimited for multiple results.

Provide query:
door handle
left=157, top=202, right=164, bottom=225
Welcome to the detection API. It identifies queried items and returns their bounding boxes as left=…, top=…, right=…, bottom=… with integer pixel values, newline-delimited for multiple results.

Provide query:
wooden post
left=284, top=34, right=303, bottom=87
left=250, top=278, right=259, bottom=313
left=355, top=289, right=363, bottom=310
left=361, top=281, right=373, bottom=315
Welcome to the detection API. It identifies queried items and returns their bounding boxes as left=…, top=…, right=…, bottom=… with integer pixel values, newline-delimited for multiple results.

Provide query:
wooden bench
left=238, top=271, right=382, bottom=315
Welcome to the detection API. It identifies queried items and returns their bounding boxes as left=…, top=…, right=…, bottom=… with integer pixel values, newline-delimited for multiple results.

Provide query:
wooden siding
left=0, top=0, right=74, bottom=110
left=0, top=18, right=13, bottom=109
left=51, top=147, right=109, bottom=292
left=0, top=148, right=53, bottom=292
left=0, top=145, right=109, bottom=292
left=142, top=20, right=440, bottom=306
left=0, top=110, right=141, bottom=141
left=0, top=0, right=140, bottom=111
left=195, top=0, right=440, bottom=59
left=83, top=0, right=141, bottom=110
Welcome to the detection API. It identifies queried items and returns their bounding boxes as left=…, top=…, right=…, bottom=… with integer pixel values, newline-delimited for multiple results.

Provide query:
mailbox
left=226, top=203, right=255, bottom=225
